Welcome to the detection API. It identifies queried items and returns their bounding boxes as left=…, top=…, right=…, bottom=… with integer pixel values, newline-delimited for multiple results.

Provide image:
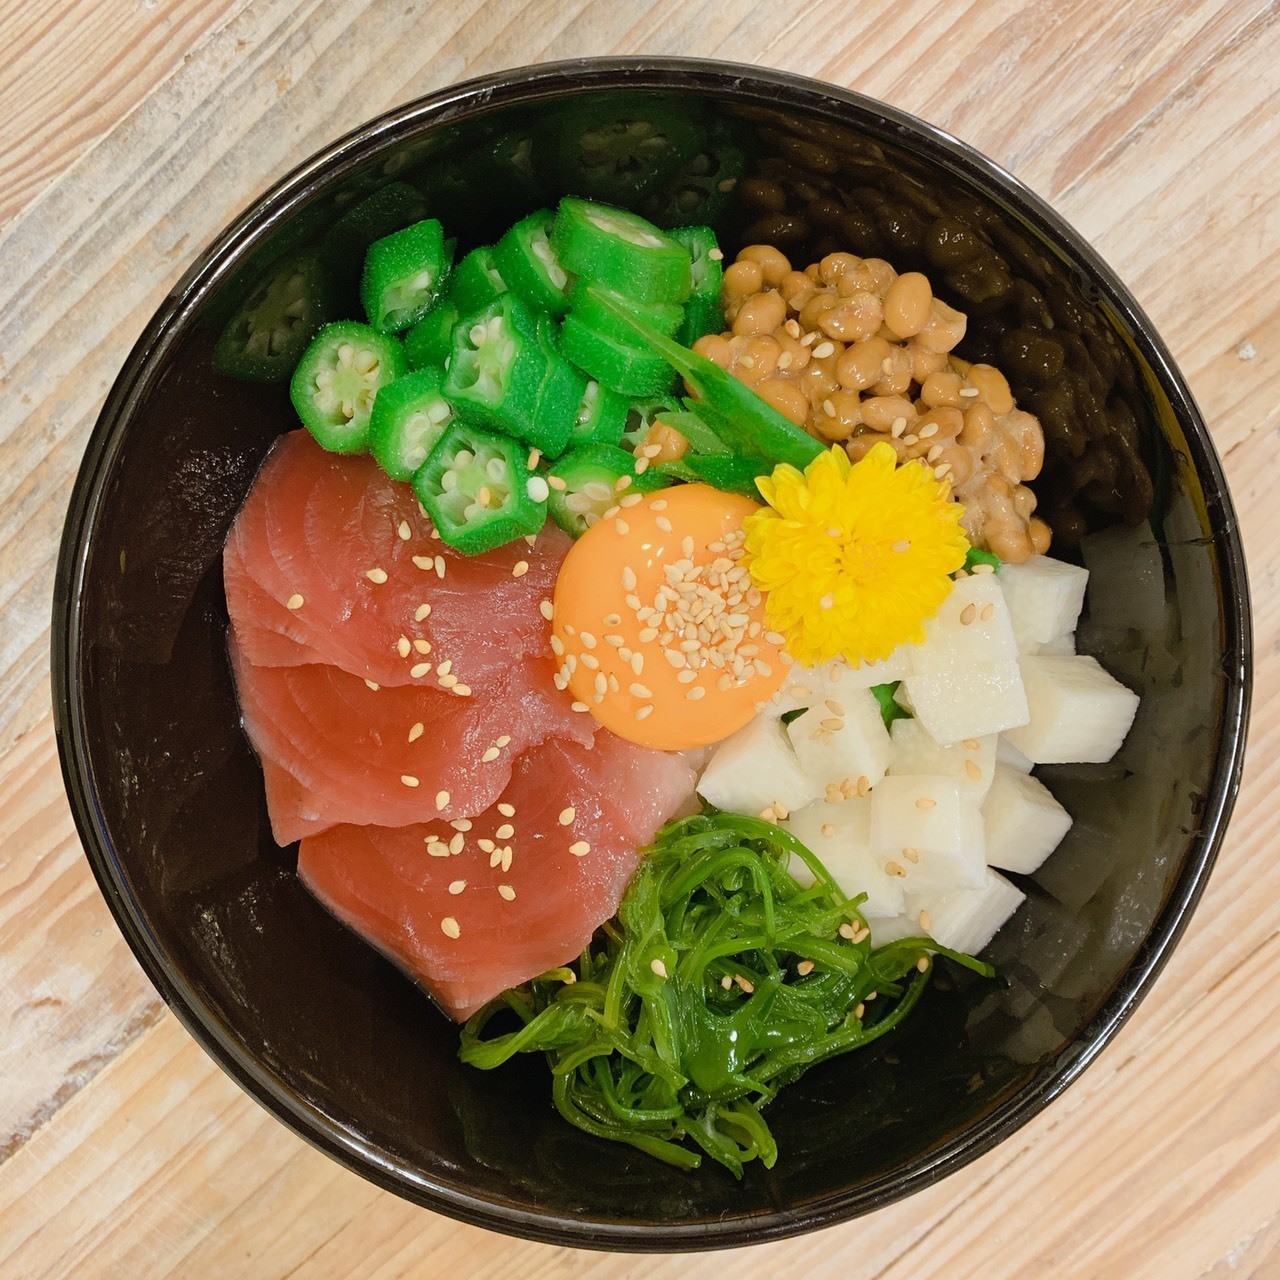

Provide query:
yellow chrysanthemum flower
left=743, top=443, right=969, bottom=668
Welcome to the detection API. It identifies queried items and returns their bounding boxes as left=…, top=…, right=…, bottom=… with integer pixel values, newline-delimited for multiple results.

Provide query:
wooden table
left=2, top=1, right=1277, bottom=1275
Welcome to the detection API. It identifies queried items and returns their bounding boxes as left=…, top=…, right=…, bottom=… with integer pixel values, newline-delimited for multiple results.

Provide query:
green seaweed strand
left=458, top=811, right=993, bottom=1177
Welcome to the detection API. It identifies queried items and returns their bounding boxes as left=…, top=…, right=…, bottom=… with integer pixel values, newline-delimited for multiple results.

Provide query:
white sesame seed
left=413, top=638, right=431, bottom=654
left=434, top=555, right=446, bottom=578
left=440, top=917, right=461, bottom=939
left=410, top=662, right=432, bottom=679
left=435, top=790, right=450, bottom=811
left=413, top=555, right=432, bottom=570
left=408, top=722, right=424, bottom=742
left=635, top=703, right=654, bottom=721
left=497, top=803, right=515, bottom=818
left=364, top=679, right=380, bottom=691
left=496, top=823, right=515, bottom=840
left=512, top=560, right=529, bottom=578
left=650, top=958, right=668, bottom=978
left=400, top=774, right=419, bottom=788
left=365, top=567, right=388, bottom=584
left=286, top=593, right=304, bottom=610
left=498, top=884, right=516, bottom=901
left=539, top=599, right=554, bottom=621
left=397, top=636, right=411, bottom=658
left=448, top=879, right=466, bottom=895
left=558, top=806, right=576, bottom=825
left=569, top=840, right=590, bottom=857
left=481, top=746, right=501, bottom=762
left=686, top=686, right=706, bottom=700
left=415, top=602, right=431, bottom=622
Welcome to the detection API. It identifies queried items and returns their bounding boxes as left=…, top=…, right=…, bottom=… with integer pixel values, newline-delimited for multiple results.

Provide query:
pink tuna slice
left=224, top=430, right=569, bottom=688
left=298, top=733, right=697, bottom=1021
left=229, top=634, right=592, bottom=844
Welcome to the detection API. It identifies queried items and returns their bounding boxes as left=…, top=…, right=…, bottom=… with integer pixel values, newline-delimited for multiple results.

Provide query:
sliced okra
left=566, top=279, right=683, bottom=343
left=360, top=218, right=453, bottom=334
left=413, top=422, right=546, bottom=554
left=569, top=378, right=628, bottom=448
left=669, top=225, right=725, bottom=347
left=289, top=321, right=406, bottom=454
left=442, top=295, right=548, bottom=443
left=493, top=209, right=574, bottom=318
left=447, top=246, right=509, bottom=316
left=404, top=299, right=461, bottom=370
left=559, top=314, right=676, bottom=399
left=546, top=443, right=665, bottom=537
left=550, top=197, right=692, bottom=305
left=367, top=367, right=456, bottom=481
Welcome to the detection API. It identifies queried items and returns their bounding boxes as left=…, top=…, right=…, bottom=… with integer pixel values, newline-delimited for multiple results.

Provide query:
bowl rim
left=51, top=55, right=1252, bottom=1251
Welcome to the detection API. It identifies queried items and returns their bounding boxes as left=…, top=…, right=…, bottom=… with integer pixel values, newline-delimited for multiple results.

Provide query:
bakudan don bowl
left=52, top=59, right=1250, bottom=1249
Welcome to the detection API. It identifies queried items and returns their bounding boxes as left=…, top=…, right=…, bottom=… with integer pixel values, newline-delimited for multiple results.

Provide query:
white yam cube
left=996, top=736, right=1034, bottom=774
left=903, top=575, right=1028, bottom=743
left=697, top=716, right=822, bottom=816
left=866, top=914, right=923, bottom=947
left=909, top=574, right=1019, bottom=668
left=787, top=799, right=904, bottom=918
left=836, top=645, right=914, bottom=690
left=760, top=661, right=840, bottom=718
left=787, top=688, right=893, bottom=791
left=888, top=718, right=997, bottom=801
left=869, top=774, right=986, bottom=892
left=903, top=659, right=1029, bottom=746
left=1003, top=654, right=1139, bottom=764
left=983, top=763, right=1073, bottom=874
left=1032, top=631, right=1076, bottom=656
left=997, top=556, right=1088, bottom=652
left=911, top=870, right=1025, bottom=954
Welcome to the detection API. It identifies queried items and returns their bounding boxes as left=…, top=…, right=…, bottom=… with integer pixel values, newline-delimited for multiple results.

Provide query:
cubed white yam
left=903, top=659, right=1029, bottom=746
left=1081, top=519, right=1165, bottom=635
left=787, top=799, right=905, bottom=918
left=787, top=688, right=893, bottom=791
left=888, top=718, right=997, bottom=801
left=866, top=914, right=923, bottom=947
left=869, top=774, right=986, bottom=892
left=1003, top=654, right=1139, bottom=764
left=1032, top=631, right=1076, bottom=656
left=759, top=661, right=839, bottom=718
left=983, top=763, right=1073, bottom=874
left=903, top=576, right=1028, bottom=743
left=911, top=573, right=1019, bottom=666
left=697, top=716, right=822, bottom=816
left=911, top=870, right=1025, bottom=954
left=997, top=556, right=1088, bottom=652
left=996, top=736, right=1035, bottom=774
left=837, top=645, right=914, bottom=690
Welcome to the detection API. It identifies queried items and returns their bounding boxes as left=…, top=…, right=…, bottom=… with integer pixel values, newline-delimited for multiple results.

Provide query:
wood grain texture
left=0, top=0, right=1277, bottom=1275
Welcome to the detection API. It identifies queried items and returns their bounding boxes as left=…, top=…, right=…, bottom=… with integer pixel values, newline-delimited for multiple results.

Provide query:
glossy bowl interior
left=53, top=59, right=1250, bottom=1249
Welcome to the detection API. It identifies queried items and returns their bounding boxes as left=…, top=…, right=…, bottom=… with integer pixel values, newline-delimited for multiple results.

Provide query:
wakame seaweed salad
left=460, top=812, right=992, bottom=1177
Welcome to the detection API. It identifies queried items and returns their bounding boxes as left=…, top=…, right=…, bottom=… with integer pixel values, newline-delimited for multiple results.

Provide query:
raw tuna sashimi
left=229, top=635, right=592, bottom=843
left=298, top=734, right=697, bottom=1020
left=224, top=431, right=570, bottom=688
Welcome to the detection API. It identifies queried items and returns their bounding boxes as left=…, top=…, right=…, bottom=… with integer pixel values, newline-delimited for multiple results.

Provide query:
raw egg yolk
left=550, top=485, right=788, bottom=750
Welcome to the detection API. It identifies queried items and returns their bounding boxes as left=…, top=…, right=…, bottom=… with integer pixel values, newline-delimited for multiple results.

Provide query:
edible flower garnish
left=742, top=443, right=969, bottom=667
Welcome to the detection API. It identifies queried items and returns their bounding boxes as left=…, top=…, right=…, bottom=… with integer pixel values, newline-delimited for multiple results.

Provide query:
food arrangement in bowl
left=55, top=63, right=1247, bottom=1245
left=222, top=181, right=1141, bottom=1174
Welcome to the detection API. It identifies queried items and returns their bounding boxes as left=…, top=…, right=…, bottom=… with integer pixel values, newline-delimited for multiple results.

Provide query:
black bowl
left=52, top=58, right=1251, bottom=1249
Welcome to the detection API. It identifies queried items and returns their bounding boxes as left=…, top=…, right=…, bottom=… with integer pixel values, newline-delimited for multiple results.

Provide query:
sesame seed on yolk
left=550, top=485, right=787, bottom=750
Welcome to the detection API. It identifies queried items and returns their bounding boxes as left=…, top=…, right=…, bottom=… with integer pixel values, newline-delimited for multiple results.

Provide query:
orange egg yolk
left=550, top=485, right=788, bottom=750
